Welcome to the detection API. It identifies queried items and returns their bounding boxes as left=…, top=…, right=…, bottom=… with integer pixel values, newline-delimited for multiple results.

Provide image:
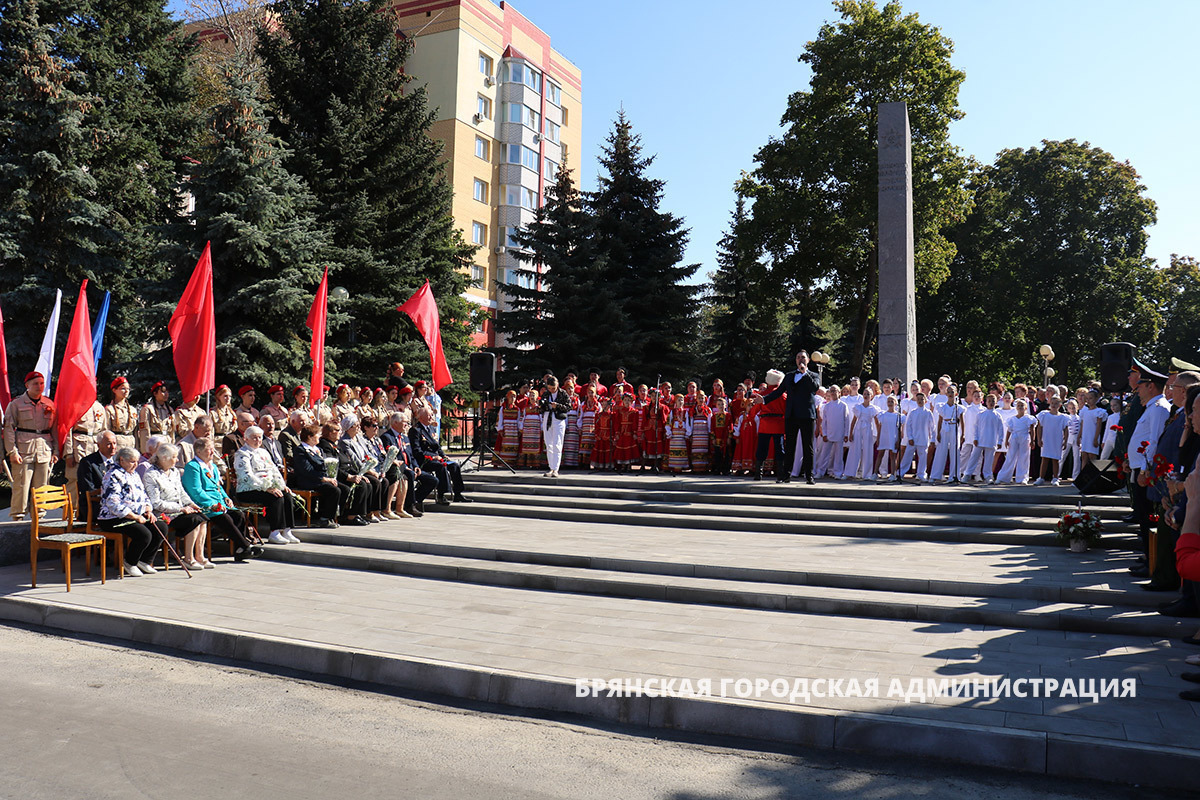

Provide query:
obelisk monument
left=877, top=101, right=917, bottom=386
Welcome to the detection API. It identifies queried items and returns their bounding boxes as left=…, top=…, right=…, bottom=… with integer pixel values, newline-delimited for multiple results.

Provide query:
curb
left=1, top=594, right=1195, bottom=792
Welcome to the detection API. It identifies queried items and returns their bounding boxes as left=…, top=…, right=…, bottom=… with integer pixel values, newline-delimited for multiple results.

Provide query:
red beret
left=150, top=380, right=166, bottom=393
left=238, top=385, right=254, bottom=396
left=268, top=385, right=283, bottom=395
left=414, top=380, right=428, bottom=388
left=25, top=371, right=44, bottom=384
left=110, top=376, right=129, bottom=390
left=293, top=385, right=306, bottom=396
left=216, top=384, right=230, bottom=393
left=398, top=385, right=414, bottom=396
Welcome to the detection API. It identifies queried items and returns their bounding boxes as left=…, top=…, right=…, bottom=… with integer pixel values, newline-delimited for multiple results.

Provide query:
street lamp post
left=1039, top=344, right=1055, bottom=389
left=811, top=351, right=831, bottom=383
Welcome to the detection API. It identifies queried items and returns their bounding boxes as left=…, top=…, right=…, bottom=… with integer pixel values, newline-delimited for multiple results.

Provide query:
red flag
left=306, top=267, right=329, bottom=408
left=397, top=280, right=453, bottom=391
left=0, top=300, right=11, bottom=413
left=169, top=242, right=216, bottom=403
left=54, top=281, right=97, bottom=452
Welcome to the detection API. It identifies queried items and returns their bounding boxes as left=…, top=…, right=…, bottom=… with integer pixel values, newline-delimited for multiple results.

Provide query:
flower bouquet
left=1055, top=504, right=1103, bottom=552
left=323, top=457, right=339, bottom=479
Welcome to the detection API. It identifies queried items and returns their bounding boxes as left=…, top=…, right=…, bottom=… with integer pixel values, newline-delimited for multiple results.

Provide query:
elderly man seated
left=409, top=407, right=470, bottom=505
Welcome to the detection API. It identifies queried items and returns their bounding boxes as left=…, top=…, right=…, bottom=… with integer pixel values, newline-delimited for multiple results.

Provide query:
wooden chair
left=282, top=464, right=315, bottom=524
left=31, top=485, right=105, bottom=592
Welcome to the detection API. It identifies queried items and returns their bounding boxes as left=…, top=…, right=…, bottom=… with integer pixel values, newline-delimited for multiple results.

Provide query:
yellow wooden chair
left=282, top=464, right=315, bottom=524
left=31, top=485, right=105, bottom=592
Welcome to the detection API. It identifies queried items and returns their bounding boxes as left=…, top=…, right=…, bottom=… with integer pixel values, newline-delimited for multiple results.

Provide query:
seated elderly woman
left=338, top=415, right=386, bottom=524
left=287, top=424, right=344, bottom=529
left=143, top=443, right=211, bottom=570
left=234, top=426, right=299, bottom=545
left=181, top=437, right=263, bottom=562
left=361, top=416, right=404, bottom=520
left=97, top=446, right=167, bottom=577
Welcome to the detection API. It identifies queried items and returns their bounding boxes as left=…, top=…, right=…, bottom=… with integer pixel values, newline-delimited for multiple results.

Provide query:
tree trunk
left=850, top=247, right=878, bottom=378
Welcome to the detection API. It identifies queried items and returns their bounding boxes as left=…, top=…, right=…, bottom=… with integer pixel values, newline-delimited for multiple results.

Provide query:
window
left=473, top=178, right=488, bottom=203
left=507, top=144, right=539, bottom=171
left=471, top=264, right=485, bottom=282
left=476, top=95, right=492, bottom=120
left=561, top=106, right=569, bottom=127
left=502, top=226, right=521, bottom=249
left=475, top=136, right=490, bottom=161
left=472, top=221, right=487, bottom=245
left=547, top=82, right=561, bottom=106
left=479, top=52, right=493, bottom=77
left=505, top=268, right=536, bottom=289
left=502, top=60, right=541, bottom=93
left=544, top=119, right=560, bottom=143
left=543, top=158, right=558, bottom=179
left=504, top=184, right=538, bottom=210
left=504, top=102, right=540, bottom=131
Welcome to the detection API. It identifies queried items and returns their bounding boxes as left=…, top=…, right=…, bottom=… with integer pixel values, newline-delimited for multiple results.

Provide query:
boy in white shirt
left=1034, top=398, right=1070, bottom=485
left=816, top=385, right=848, bottom=479
left=997, top=399, right=1037, bottom=483
left=898, top=392, right=935, bottom=481
left=972, top=393, right=1005, bottom=483
left=929, top=384, right=963, bottom=483
left=959, top=388, right=984, bottom=480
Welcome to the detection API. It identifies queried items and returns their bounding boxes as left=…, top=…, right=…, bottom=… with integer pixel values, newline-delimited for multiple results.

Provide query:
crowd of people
left=2, top=361, right=470, bottom=575
left=487, top=360, right=1130, bottom=488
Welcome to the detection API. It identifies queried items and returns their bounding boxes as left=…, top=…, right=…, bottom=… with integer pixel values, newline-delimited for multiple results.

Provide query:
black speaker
left=1073, top=459, right=1121, bottom=495
left=469, top=352, right=496, bottom=392
left=1099, top=342, right=1135, bottom=393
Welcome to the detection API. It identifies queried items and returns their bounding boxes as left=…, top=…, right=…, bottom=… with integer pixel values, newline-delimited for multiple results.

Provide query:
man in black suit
left=383, top=412, right=438, bottom=515
left=410, top=408, right=470, bottom=504
left=76, top=431, right=117, bottom=521
left=761, top=350, right=822, bottom=484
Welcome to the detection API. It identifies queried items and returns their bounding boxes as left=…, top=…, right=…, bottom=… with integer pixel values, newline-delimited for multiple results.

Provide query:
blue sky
left=168, top=0, right=1198, bottom=281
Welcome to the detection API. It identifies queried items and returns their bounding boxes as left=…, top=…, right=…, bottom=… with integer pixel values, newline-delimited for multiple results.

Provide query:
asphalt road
left=0, top=624, right=1182, bottom=800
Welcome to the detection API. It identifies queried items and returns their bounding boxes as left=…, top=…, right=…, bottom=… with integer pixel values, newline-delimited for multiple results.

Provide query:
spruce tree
left=0, top=0, right=116, bottom=382
left=493, top=160, right=622, bottom=382
left=589, top=111, right=699, bottom=383
left=162, top=61, right=333, bottom=390
left=256, top=0, right=477, bottom=386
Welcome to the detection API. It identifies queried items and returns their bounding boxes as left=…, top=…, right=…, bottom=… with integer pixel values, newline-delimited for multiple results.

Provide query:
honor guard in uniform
left=63, top=396, right=107, bottom=512
left=261, top=385, right=289, bottom=425
left=138, top=381, right=174, bottom=453
left=234, top=385, right=259, bottom=418
left=171, top=395, right=203, bottom=442
left=3, top=372, right=57, bottom=521
left=106, top=376, right=138, bottom=450
left=211, top=384, right=237, bottom=437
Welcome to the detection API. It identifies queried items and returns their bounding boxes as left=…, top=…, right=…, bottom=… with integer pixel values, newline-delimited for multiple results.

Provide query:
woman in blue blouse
left=97, top=447, right=167, bottom=577
left=181, top=437, right=264, bottom=561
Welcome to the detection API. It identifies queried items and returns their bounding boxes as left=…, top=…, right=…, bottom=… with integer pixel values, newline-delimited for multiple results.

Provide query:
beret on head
left=110, top=376, right=129, bottom=390
left=238, top=385, right=254, bottom=396
left=268, top=385, right=283, bottom=395
left=26, top=371, right=44, bottom=384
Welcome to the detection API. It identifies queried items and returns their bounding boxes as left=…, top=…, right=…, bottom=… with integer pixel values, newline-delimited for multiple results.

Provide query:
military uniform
left=172, top=402, right=203, bottom=442
left=261, top=402, right=289, bottom=425
left=211, top=404, right=237, bottom=437
left=63, top=400, right=107, bottom=511
left=138, top=400, right=174, bottom=453
left=3, top=392, right=57, bottom=519
left=106, top=399, right=138, bottom=451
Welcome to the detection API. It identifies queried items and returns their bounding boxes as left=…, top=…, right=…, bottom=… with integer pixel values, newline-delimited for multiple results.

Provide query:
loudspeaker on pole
left=469, top=352, right=496, bottom=392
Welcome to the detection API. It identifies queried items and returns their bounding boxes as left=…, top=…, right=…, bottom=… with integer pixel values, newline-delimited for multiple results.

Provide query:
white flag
left=34, top=289, right=63, bottom=389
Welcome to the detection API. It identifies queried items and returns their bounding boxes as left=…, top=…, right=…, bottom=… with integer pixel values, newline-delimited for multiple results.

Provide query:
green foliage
left=0, top=0, right=116, bottom=389
left=493, top=160, right=623, bottom=383
left=588, top=111, right=699, bottom=384
left=746, top=0, right=971, bottom=376
left=918, top=139, right=1161, bottom=388
left=256, top=0, right=477, bottom=387
left=1143, top=255, right=1200, bottom=369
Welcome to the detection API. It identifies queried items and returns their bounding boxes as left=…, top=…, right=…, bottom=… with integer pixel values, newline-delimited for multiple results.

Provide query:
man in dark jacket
left=760, top=350, right=822, bottom=484
left=76, top=431, right=117, bottom=521
left=384, top=412, right=438, bottom=515
left=411, top=408, right=470, bottom=504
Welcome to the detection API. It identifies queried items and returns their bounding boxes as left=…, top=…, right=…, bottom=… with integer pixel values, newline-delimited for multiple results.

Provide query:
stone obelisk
left=876, top=101, right=917, bottom=386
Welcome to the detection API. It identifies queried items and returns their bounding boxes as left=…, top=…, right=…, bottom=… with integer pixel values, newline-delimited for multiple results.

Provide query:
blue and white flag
left=34, top=289, right=62, bottom=389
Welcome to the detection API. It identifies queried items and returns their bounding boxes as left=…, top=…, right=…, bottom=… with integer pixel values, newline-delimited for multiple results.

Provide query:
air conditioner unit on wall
left=484, top=75, right=495, bottom=87
left=495, top=246, right=506, bottom=255
left=472, top=113, right=483, bottom=124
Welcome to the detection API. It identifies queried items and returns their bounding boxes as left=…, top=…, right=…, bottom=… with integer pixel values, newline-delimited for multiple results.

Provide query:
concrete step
left=457, top=489, right=1139, bottom=535
left=464, top=470, right=1130, bottom=508
left=265, top=539, right=1187, bottom=638
left=463, top=480, right=1124, bottom=521
left=285, top=525, right=1162, bottom=609
left=428, top=500, right=1134, bottom=550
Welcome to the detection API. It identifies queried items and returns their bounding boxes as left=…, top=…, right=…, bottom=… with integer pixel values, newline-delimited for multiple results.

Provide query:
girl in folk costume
left=843, top=385, right=880, bottom=480
left=682, top=381, right=700, bottom=414
left=666, top=394, right=693, bottom=473
left=690, top=391, right=712, bottom=473
left=730, top=399, right=758, bottom=475
left=639, top=386, right=669, bottom=472
left=577, top=389, right=600, bottom=466
left=493, top=390, right=523, bottom=466
left=997, top=399, right=1037, bottom=484
left=709, top=396, right=732, bottom=475
left=562, top=390, right=582, bottom=469
left=518, top=389, right=544, bottom=469
left=709, top=379, right=728, bottom=410
left=874, top=394, right=902, bottom=481
left=591, top=398, right=615, bottom=470
left=515, top=382, right=534, bottom=412
left=613, top=393, right=641, bottom=471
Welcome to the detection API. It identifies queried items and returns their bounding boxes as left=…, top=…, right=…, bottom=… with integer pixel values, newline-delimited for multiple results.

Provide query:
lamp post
left=811, top=351, right=831, bottom=383
left=1039, top=344, right=1055, bottom=389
